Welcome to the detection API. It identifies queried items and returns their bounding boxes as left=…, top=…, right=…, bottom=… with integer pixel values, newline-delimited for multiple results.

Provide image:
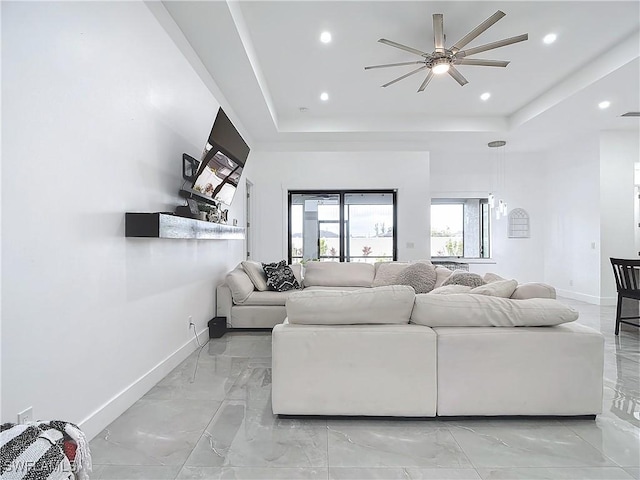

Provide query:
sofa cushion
left=434, top=266, right=453, bottom=288
left=372, top=262, right=410, bottom=287
left=241, top=260, right=269, bottom=291
left=303, top=261, right=375, bottom=288
left=470, top=279, right=518, bottom=298
left=411, top=294, right=578, bottom=327
left=263, top=260, right=301, bottom=292
left=429, top=285, right=472, bottom=295
left=395, top=262, right=437, bottom=293
left=511, top=282, right=556, bottom=299
left=241, top=290, right=297, bottom=306
left=225, top=267, right=255, bottom=304
left=442, top=272, right=485, bottom=288
left=286, top=285, right=415, bottom=325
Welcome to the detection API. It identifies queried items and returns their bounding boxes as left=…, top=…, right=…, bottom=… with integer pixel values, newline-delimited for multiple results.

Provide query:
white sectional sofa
left=218, top=260, right=604, bottom=417
left=216, top=260, right=555, bottom=328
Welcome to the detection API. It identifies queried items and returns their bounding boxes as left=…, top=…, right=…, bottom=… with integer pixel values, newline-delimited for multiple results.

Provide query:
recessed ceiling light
left=599, top=100, right=611, bottom=109
left=320, top=31, right=332, bottom=44
left=320, top=92, right=329, bottom=101
left=480, top=92, right=491, bottom=101
left=543, top=33, right=557, bottom=44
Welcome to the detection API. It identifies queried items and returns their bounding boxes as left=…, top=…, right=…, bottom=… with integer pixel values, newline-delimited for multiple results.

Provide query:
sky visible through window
left=291, top=204, right=393, bottom=238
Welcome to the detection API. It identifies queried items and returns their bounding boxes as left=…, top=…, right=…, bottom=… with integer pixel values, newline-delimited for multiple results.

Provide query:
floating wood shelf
left=125, top=213, right=245, bottom=240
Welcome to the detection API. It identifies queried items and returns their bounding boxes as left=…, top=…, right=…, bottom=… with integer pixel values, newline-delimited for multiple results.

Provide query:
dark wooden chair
left=610, top=258, right=640, bottom=335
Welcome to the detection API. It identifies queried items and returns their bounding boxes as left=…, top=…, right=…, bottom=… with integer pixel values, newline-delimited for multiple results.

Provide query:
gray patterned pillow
left=262, top=260, right=301, bottom=292
left=395, top=262, right=437, bottom=294
left=442, top=272, right=486, bottom=288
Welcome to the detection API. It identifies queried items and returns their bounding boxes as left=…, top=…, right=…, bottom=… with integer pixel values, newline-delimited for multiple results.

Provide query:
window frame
left=288, top=189, right=398, bottom=264
left=430, top=197, right=491, bottom=259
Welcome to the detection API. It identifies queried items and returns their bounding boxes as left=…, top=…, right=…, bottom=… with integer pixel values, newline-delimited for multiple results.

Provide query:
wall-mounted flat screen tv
left=181, top=108, right=250, bottom=206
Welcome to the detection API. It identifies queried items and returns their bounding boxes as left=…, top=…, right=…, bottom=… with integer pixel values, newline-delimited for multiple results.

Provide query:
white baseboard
left=78, top=329, right=209, bottom=440
left=556, top=289, right=616, bottom=306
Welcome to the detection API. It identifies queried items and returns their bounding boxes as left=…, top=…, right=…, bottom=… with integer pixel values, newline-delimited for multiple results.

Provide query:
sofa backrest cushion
left=372, top=262, right=410, bottom=287
left=303, top=261, right=375, bottom=288
left=286, top=285, right=415, bottom=325
left=226, top=266, right=255, bottom=304
left=511, top=282, right=556, bottom=300
left=411, top=294, right=578, bottom=327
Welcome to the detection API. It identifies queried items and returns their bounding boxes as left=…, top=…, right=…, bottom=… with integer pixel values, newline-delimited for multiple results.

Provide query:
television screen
left=192, top=149, right=242, bottom=206
left=181, top=108, right=250, bottom=207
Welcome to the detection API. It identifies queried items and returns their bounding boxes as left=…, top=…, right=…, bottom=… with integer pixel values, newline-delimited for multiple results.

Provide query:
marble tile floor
left=89, top=299, right=639, bottom=480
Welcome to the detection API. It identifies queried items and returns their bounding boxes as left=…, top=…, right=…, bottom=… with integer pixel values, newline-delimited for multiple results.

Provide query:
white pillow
left=410, top=294, right=578, bottom=327
left=241, top=260, right=269, bottom=291
left=470, top=279, right=518, bottom=298
left=511, top=282, right=556, bottom=299
left=429, top=285, right=472, bottom=295
left=434, top=266, right=453, bottom=288
left=225, top=267, right=255, bottom=303
left=483, top=272, right=506, bottom=283
left=372, top=262, right=410, bottom=287
left=286, top=285, right=415, bottom=325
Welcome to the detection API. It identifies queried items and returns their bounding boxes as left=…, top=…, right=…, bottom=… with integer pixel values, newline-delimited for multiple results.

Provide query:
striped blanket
left=0, top=421, right=91, bottom=480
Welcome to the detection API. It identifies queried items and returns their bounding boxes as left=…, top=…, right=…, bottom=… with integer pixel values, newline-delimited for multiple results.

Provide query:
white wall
left=430, top=151, right=547, bottom=282
left=543, top=136, right=601, bottom=302
left=1, top=2, right=245, bottom=438
left=244, top=151, right=430, bottom=263
left=600, top=130, right=640, bottom=300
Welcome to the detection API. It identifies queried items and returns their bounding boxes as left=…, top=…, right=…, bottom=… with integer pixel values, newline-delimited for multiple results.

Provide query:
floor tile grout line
left=562, top=421, right=635, bottom=469
left=444, top=422, right=482, bottom=476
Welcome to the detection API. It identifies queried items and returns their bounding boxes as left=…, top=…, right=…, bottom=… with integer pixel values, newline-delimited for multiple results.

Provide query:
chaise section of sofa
left=272, top=285, right=438, bottom=416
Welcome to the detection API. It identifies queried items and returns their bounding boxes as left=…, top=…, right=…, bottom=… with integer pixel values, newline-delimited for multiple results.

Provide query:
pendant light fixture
left=488, top=140, right=507, bottom=220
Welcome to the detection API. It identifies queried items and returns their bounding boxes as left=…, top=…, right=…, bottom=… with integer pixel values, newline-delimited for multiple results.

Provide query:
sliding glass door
left=289, top=190, right=396, bottom=264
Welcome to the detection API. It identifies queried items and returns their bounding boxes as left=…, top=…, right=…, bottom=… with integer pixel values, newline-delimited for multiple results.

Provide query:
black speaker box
left=208, top=316, right=227, bottom=338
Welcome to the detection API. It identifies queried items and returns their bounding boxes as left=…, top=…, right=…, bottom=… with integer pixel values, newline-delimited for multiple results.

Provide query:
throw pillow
left=395, top=262, right=437, bottom=294
left=442, top=272, right=486, bottom=288
left=242, top=260, right=269, bottom=291
left=262, top=260, right=301, bottom=292
left=372, top=262, right=410, bottom=287
left=484, top=272, right=506, bottom=283
left=429, top=285, right=472, bottom=295
left=434, top=266, right=454, bottom=288
left=470, top=279, right=518, bottom=298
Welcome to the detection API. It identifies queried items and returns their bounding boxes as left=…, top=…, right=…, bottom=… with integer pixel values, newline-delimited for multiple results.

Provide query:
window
left=289, top=190, right=397, bottom=264
left=431, top=198, right=490, bottom=258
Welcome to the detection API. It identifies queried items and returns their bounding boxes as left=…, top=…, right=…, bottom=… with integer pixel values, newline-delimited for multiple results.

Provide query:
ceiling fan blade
left=378, top=38, right=428, bottom=57
left=365, top=61, right=426, bottom=70
left=450, top=10, right=506, bottom=53
left=433, top=14, right=445, bottom=52
left=448, top=65, right=468, bottom=86
left=417, top=70, right=434, bottom=92
left=381, top=65, right=429, bottom=88
left=454, top=58, right=510, bottom=67
left=457, top=33, right=529, bottom=57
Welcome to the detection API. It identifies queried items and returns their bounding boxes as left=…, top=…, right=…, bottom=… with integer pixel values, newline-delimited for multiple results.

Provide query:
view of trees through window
left=431, top=199, right=490, bottom=258
left=289, top=191, right=396, bottom=264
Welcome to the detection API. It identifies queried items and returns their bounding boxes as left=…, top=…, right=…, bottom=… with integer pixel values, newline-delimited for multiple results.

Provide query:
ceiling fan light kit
left=365, top=10, right=528, bottom=92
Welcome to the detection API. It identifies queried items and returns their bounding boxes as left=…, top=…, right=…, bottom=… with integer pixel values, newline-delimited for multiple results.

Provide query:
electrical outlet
left=18, top=407, right=33, bottom=424
left=569, top=280, right=574, bottom=287
left=188, top=315, right=194, bottom=328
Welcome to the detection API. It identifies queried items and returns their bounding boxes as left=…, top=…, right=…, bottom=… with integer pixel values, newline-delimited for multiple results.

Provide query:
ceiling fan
left=365, top=10, right=528, bottom=92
